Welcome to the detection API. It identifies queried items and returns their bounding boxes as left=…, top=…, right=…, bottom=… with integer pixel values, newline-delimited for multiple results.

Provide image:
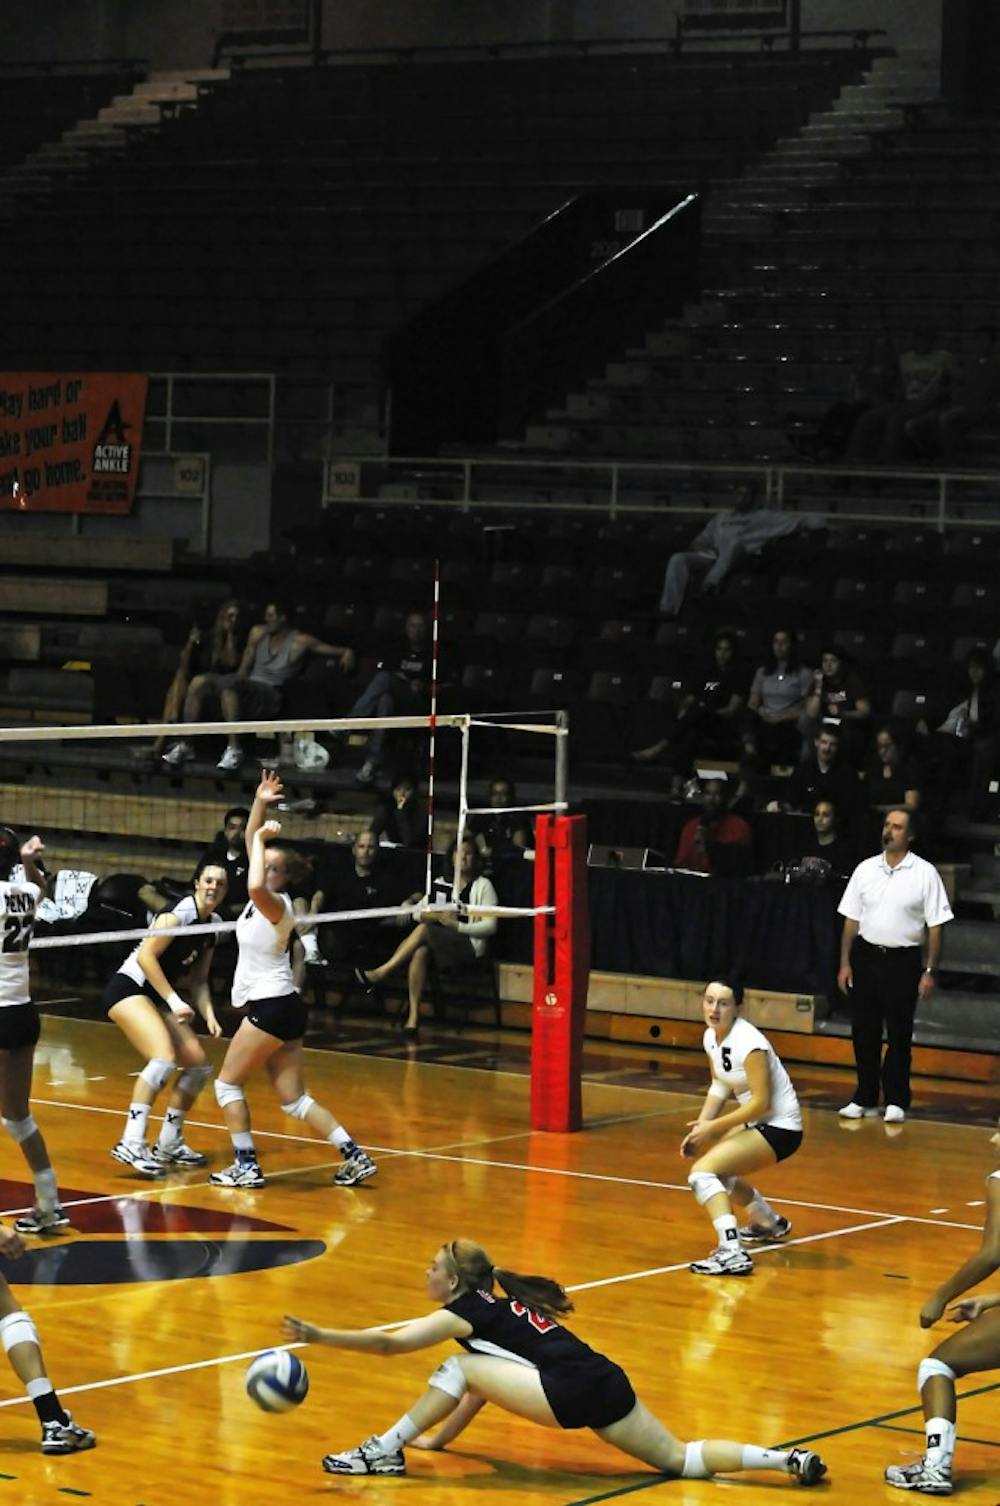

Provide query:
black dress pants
left=849, top=938, right=924, bottom=1110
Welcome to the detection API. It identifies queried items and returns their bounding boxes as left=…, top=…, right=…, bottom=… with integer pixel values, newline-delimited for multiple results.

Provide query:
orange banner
left=0, top=372, right=148, bottom=515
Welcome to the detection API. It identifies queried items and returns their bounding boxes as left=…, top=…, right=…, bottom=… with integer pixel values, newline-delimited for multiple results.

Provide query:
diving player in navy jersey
left=282, top=1237, right=826, bottom=1485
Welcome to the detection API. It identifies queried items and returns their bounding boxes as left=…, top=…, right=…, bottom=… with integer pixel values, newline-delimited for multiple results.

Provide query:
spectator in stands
left=846, top=327, right=954, bottom=463
left=918, top=649, right=1000, bottom=820
left=864, top=723, right=923, bottom=815
left=164, top=600, right=354, bottom=773
left=904, top=327, right=1000, bottom=463
left=740, top=627, right=813, bottom=776
left=467, top=777, right=531, bottom=874
left=349, top=611, right=431, bottom=786
left=153, top=600, right=245, bottom=765
left=800, top=646, right=871, bottom=764
left=792, top=330, right=901, bottom=462
left=370, top=773, right=427, bottom=850
left=195, top=806, right=250, bottom=918
left=632, top=630, right=747, bottom=791
left=673, top=778, right=752, bottom=875
left=772, top=726, right=858, bottom=816
left=296, top=831, right=410, bottom=973
left=657, top=483, right=822, bottom=618
left=794, top=798, right=856, bottom=879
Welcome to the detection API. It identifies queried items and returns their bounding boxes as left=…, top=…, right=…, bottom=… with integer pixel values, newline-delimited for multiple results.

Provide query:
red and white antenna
left=424, top=558, right=441, bottom=899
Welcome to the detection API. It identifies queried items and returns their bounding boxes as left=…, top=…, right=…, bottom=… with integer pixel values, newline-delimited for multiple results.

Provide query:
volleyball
left=245, top=1349, right=309, bottom=1412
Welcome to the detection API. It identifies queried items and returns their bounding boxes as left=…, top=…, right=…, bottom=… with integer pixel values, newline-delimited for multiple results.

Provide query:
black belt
left=858, top=937, right=920, bottom=954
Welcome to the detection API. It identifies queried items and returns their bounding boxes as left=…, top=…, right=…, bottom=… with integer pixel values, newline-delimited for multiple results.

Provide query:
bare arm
left=187, top=948, right=222, bottom=1037
left=681, top=1050, right=772, bottom=1156
left=18, top=836, right=47, bottom=892
left=920, top=1178, right=1000, bottom=1326
left=245, top=769, right=283, bottom=855
left=247, top=820, right=286, bottom=926
left=838, top=916, right=859, bottom=992
left=281, top=1308, right=469, bottom=1356
left=291, top=632, right=354, bottom=670
left=236, top=623, right=265, bottom=677
left=135, top=915, right=195, bottom=1021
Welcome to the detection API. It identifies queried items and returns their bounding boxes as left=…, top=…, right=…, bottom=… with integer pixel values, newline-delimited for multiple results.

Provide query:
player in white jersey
left=885, top=1164, right=1000, bottom=1495
left=102, top=861, right=228, bottom=1177
left=208, top=771, right=377, bottom=1190
left=681, top=977, right=803, bottom=1276
left=0, top=827, right=95, bottom=1454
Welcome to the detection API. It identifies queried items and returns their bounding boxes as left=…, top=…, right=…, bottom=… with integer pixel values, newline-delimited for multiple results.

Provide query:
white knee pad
left=214, top=1079, right=246, bottom=1109
left=1, top=1115, right=37, bottom=1144
left=0, top=1311, right=38, bottom=1353
left=281, top=1094, right=316, bottom=1122
left=688, top=1171, right=727, bottom=1206
left=428, top=1355, right=468, bottom=1401
left=918, top=1358, right=956, bottom=1389
left=140, top=1058, right=175, bottom=1092
left=175, top=1064, right=213, bottom=1097
left=682, top=1441, right=710, bottom=1479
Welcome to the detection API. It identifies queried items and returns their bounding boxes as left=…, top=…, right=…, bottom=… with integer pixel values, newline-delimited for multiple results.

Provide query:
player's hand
left=947, top=1298, right=983, bottom=1323
left=19, top=835, right=45, bottom=858
left=204, top=1007, right=223, bottom=1039
left=168, top=1000, right=195, bottom=1024
left=282, top=1314, right=321, bottom=1345
left=256, top=770, right=284, bottom=804
left=919, top=1294, right=946, bottom=1328
left=837, top=963, right=853, bottom=993
left=680, top=1120, right=714, bottom=1157
left=259, top=819, right=282, bottom=839
left=0, top=1225, right=26, bottom=1259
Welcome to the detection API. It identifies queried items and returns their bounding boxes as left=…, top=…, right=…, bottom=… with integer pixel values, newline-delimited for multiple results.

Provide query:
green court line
left=874, top=1421, right=1000, bottom=1451
left=565, top=1381, right=1000, bottom=1506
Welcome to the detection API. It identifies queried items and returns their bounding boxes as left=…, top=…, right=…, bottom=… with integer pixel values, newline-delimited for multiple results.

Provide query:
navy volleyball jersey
left=118, top=895, right=220, bottom=992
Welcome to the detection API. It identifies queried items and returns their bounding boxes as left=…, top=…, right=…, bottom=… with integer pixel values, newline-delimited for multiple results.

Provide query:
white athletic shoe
left=885, top=1458, right=952, bottom=1494
left=838, top=1102, right=879, bottom=1119
left=323, top=1436, right=405, bottom=1475
left=13, top=1205, right=71, bottom=1236
left=216, top=746, right=244, bottom=771
left=41, top=1415, right=96, bottom=1455
left=161, top=740, right=195, bottom=766
left=333, top=1150, right=378, bottom=1187
left=689, top=1244, right=753, bottom=1276
left=152, top=1139, right=208, bottom=1167
left=209, top=1159, right=265, bottom=1188
left=111, top=1139, right=165, bottom=1178
left=740, top=1215, right=792, bottom=1245
left=787, top=1448, right=827, bottom=1486
left=884, top=1105, right=906, bottom=1123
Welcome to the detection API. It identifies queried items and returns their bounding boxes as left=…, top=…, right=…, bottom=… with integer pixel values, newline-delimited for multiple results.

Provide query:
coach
left=836, top=807, right=952, bottom=1124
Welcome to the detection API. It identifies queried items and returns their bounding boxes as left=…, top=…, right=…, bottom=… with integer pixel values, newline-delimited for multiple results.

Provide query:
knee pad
left=688, top=1171, right=727, bottom=1207
left=428, top=1355, right=468, bottom=1401
left=1, top=1115, right=37, bottom=1145
left=139, top=1058, right=175, bottom=1093
left=175, top=1063, right=213, bottom=1098
left=682, top=1441, right=710, bottom=1479
left=0, top=1311, right=38, bottom=1354
left=280, top=1094, right=316, bottom=1123
left=213, top=1079, right=246, bottom=1109
left=919, top=1358, right=956, bottom=1389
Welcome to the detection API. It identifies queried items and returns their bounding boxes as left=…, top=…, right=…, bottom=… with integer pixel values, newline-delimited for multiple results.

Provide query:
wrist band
left=166, top=990, right=188, bottom=1013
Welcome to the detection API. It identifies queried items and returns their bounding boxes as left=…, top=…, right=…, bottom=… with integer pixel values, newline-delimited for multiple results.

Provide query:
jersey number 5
left=721, top=1046, right=732, bottom=1071
left=2, top=915, right=34, bottom=954
left=510, top=1300, right=556, bottom=1334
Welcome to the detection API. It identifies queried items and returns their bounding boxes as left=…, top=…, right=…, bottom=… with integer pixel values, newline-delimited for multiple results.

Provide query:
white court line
left=0, top=1215, right=907, bottom=1409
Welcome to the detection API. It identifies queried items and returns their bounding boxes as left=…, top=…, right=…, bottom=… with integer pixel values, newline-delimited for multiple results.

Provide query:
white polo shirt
left=837, top=850, right=953, bottom=947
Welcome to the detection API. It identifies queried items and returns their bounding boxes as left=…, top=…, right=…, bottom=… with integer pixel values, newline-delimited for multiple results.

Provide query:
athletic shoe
left=884, top=1105, right=906, bottom=1123
left=13, top=1205, right=71, bottom=1236
left=322, top=1436, right=405, bottom=1476
left=110, top=1139, right=165, bottom=1178
left=689, top=1245, right=753, bottom=1276
left=355, top=758, right=377, bottom=785
left=885, top=1458, right=952, bottom=1494
left=152, top=1139, right=208, bottom=1167
left=838, top=1102, right=879, bottom=1119
left=333, top=1150, right=378, bottom=1187
left=41, top=1415, right=96, bottom=1455
left=217, top=746, right=244, bottom=771
left=787, top=1448, right=827, bottom=1486
left=161, top=740, right=195, bottom=766
left=740, top=1215, right=792, bottom=1245
left=209, top=1159, right=265, bottom=1188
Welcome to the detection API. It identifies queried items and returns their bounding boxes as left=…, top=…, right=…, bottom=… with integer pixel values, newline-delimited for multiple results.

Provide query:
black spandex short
left=540, top=1357, right=636, bottom=1430
left=754, top=1123, right=803, bottom=1163
left=244, top=992, right=308, bottom=1042
left=0, top=1004, right=41, bottom=1051
left=102, top=971, right=160, bottom=1011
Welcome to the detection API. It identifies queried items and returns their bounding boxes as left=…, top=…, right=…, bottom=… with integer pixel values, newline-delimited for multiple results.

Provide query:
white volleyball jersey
left=118, top=894, right=220, bottom=994
left=232, top=893, right=296, bottom=1008
left=0, top=880, right=39, bottom=1007
left=703, top=1015, right=802, bottom=1131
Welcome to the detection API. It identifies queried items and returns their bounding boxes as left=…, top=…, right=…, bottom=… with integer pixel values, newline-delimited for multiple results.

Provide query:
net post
left=530, top=813, right=589, bottom=1133
left=554, top=708, right=569, bottom=811
left=453, top=715, right=471, bottom=903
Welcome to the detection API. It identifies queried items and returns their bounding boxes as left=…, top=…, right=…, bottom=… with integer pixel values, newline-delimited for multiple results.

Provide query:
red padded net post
left=530, top=814, right=590, bottom=1132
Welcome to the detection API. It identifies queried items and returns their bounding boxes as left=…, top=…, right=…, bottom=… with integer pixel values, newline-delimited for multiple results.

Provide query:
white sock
left=158, top=1107, right=185, bottom=1148
left=232, top=1131, right=255, bottom=1155
left=746, top=1191, right=777, bottom=1224
left=377, top=1415, right=420, bottom=1453
left=33, top=1167, right=58, bottom=1214
left=925, top=1417, right=955, bottom=1468
left=124, top=1102, right=151, bottom=1144
left=742, top=1445, right=788, bottom=1471
left=712, top=1214, right=739, bottom=1249
left=330, top=1125, right=355, bottom=1152
left=300, top=932, right=321, bottom=962
left=26, top=1378, right=53, bottom=1401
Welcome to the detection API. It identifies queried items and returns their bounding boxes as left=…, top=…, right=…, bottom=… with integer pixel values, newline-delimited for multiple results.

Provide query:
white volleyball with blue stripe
left=245, top=1348, right=309, bottom=1411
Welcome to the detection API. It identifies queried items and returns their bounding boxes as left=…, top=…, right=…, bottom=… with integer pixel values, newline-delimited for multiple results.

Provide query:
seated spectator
left=793, top=330, right=901, bottom=462
left=905, top=327, right=1000, bottom=462
left=355, top=835, right=498, bottom=1036
left=657, top=483, right=822, bottom=618
left=673, top=778, right=752, bottom=875
left=773, top=726, right=859, bottom=815
left=846, top=327, right=953, bottom=463
left=741, top=627, right=814, bottom=776
left=350, top=611, right=430, bottom=786
left=370, top=773, right=427, bottom=850
left=467, top=776, right=531, bottom=873
left=800, top=647, right=871, bottom=764
left=918, top=648, right=999, bottom=819
left=633, top=630, right=746, bottom=792
left=295, top=831, right=412, bottom=971
left=194, top=806, right=250, bottom=918
left=793, top=798, right=857, bottom=879
left=864, top=723, right=922, bottom=815
left=147, top=600, right=245, bottom=764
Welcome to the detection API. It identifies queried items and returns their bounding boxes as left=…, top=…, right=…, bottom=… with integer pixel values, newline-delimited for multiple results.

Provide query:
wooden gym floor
left=0, top=1008, right=997, bottom=1506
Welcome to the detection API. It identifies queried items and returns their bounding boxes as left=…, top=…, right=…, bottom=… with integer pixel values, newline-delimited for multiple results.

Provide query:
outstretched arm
left=281, top=1308, right=469, bottom=1356
left=920, top=1177, right=1000, bottom=1326
left=245, top=769, right=283, bottom=855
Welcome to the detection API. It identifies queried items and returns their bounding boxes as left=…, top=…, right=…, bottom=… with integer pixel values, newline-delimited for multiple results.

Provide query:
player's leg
left=208, top=1018, right=277, bottom=1186
left=0, top=1274, right=94, bottom=1453
left=598, top=1397, right=825, bottom=1483
left=323, top=1355, right=472, bottom=1475
left=687, top=1129, right=777, bottom=1275
left=266, top=1040, right=376, bottom=1186
left=153, top=1018, right=214, bottom=1167
left=1, top=1042, right=68, bottom=1236
left=107, top=995, right=177, bottom=1176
